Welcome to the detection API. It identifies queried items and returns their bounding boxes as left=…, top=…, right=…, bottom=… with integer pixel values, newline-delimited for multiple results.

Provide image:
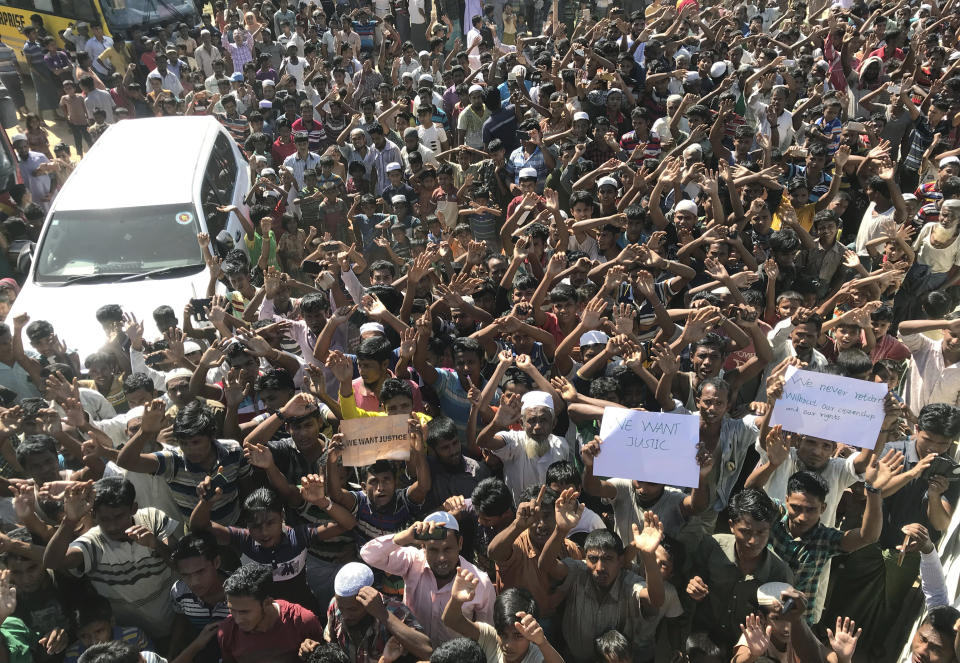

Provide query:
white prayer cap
left=757, top=582, right=795, bottom=607
left=710, top=62, right=726, bottom=78
left=597, top=176, right=618, bottom=190
left=902, top=193, right=918, bottom=203
left=334, top=562, right=375, bottom=597
left=573, top=111, right=590, bottom=122
left=391, top=194, right=407, bottom=204
left=200, top=29, right=211, bottom=36
left=183, top=341, right=202, bottom=355
left=521, top=390, right=554, bottom=413
left=359, top=322, right=385, bottom=336
left=940, top=156, right=960, bottom=168
left=386, top=161, right=402, bottom=172
left=675, top=199, right=699, bottom=216
left=424, top=511, right=460, bottom=531
left=518, top=167, right=538, bottom=179
left=165, top=368, right=193, bottom=385
left=580, top=330, right=609, bottom=347
left=468, top=84, right=484, bottom=94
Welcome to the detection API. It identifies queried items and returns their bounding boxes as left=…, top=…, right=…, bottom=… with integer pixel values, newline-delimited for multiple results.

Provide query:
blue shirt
left=482, top=105, right=519, bottom=154
left=505, top=145, right=548, bottom=190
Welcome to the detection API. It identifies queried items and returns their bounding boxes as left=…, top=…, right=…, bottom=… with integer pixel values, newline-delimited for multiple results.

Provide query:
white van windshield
left=35, top=205, right=205, bottom=284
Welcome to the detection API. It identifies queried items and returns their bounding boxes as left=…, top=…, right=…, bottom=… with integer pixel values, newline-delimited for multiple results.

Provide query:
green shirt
left=1, top=616, right=36, bottom=663
left=244, top=230, right=279, bottom=270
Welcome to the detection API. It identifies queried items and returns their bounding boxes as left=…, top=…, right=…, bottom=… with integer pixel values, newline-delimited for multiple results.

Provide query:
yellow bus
left=0, top=0, right=198, bottom=63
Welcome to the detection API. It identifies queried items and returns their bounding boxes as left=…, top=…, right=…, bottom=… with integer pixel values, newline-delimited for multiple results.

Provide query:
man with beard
left=361, top=511, right=495, bottom=643
left=766, top=308, right=830, bottom=380
left=424, top=417, right=488, bottom=509
left=486, top=485, right=581, bottom=623
left=477, top=391, right=568, bottom=504
left=313, top=562, right=432, bottom=661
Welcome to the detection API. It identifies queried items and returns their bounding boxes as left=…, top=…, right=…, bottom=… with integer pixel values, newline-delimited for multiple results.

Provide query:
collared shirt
left=222, top=30, right=254, bottom=72
left=360, top=534, right=496, bottom=643
left=505, top=145, right=548, bottom=188
left=769, top=504, right=844, bottom=621
left=799, top=238, right=845, bottom=290
left=756, top=446, right=859, bottom=527
left=497, top=529, right=581, bottom=618
left=370, top=140, right=403, bottom=196
left=604, top=480, right=698, bottom=549
left=149, top=68, right=183, bottom=98
left=690, top=533, right=794, bottom=648
left=194, top=43, right=223, bottom=78
left=558, top=561, right=652, bottom=663
left=282, top=150, right=322, bottom=188
left=855, top=202, right=897, bottom=256
left=898, top=331, right=960, bottom=415
left=766, top=318, right=830, bottom=376
left=83, top=88, right=115, bottom=123
left=16, top=150, right=52, bottom=208
left=433, top=367, right=499, bottom=438
left=351, top=374, right=424, bottom=415
left=84, top=35, right=114, bottom=75
left=491, top=430, right=568, bottom=504
left=325, top=594, right=425, bottom=663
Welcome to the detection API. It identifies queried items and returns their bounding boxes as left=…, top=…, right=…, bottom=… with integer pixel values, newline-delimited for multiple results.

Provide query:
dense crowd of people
left=1, top=0, right=960, bottom=661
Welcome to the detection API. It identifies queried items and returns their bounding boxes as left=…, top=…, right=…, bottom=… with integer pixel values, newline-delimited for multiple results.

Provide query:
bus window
left=100, top=0, right=196, bottom=32
left=58, top=0, right=99, bottom=22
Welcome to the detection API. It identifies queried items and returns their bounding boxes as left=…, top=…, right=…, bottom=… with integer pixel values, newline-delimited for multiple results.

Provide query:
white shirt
left=417, top=124, right=447, bottom=153
left=913, top=223, right=960, bottom=273
left=855, top=202, right=897, bottom=255
left=899, top=331, right=960, bottom=415
left=492, top=430, right=571, bottom=504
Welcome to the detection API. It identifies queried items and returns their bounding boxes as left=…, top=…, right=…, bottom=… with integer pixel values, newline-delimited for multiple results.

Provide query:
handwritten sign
left=596, top=407, right=701, bottom=488
left=770, top=366, right=887, bottom=448
left=340, top=415, right=410, bottom=466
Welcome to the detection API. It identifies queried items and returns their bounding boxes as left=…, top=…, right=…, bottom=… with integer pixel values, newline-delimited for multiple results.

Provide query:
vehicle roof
left=51, top=116, right=225, bottom=212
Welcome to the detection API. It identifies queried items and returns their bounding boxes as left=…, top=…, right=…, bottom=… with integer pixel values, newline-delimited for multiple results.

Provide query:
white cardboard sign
left=769, top=366, right=887, bottom=448
left=595, top=407, right=701, bottom=488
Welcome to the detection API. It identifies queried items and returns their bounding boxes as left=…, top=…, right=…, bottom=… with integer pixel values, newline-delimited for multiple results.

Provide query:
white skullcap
left=350, top=127, right=365, bottom=137
left=521, top=390, right=554, bottom=413
left=940, top=156, right=960, bottom=168
left=125, top=406, right=145, bottom=419
left=508, top=65, right=526, bottom=81
left=580, top=330, right=609, bottom=346
left=424, top=511, right=460, bottom=531
left=165, top=368, right=193, bottom=384
left=757, top=582, right=795, bottom=607
left=597, top=176, right=618, bottom=189
left=675, top=199, right=699, bottom=216
left=200, top=29, right=211, bottom=36
left=684, top=71, right=700, bottom=83
left=359, top=322, right=386, bottom=335
left=386, top=161, right=402, bottom=172
left=262, top=79, right=276, bottom=87
left=183, top=341, right=202, bottom=355
left=710, top=62, right=726, bottom=78
left=10, top=134, right=26, bottom=144
left=901, top=193, right=918, bottom=202
left=573, top=111, right=590, bottom=122
left=335, top=562, right=375, bottom=597
left=667, top=94, right=683, bottom=104
left=468, top=84, right=484, bottom=94
left=518, top=167, right=538, bottom=179
left=391, top=194, right=407, bottom=204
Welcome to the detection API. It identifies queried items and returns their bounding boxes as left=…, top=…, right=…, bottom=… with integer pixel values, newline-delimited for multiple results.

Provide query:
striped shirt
left=283, top=151, right=322, bottom=189
left=619, top=128, right=662, bottom=162
left=229, top=525, right=319, bottom=609
left=215, top=112, right=250, bottom=145
left=351, top=488, right=423, bottom=545
left=151, top=439, right=250, bottom=525
left=69, top=508, right=179, bottom=636
left=171, top=579, right=230, bottom=629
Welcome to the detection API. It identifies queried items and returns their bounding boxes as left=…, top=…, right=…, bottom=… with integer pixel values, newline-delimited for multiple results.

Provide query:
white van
left=9, top=116, right=250, bottom=360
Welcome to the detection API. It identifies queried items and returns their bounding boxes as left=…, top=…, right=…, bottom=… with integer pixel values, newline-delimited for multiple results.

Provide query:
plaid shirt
left=769, top=503, right=844, bottom=622
left=505, top=145, right=548, bottom=188
left=325, top=592, right=425, bottom=663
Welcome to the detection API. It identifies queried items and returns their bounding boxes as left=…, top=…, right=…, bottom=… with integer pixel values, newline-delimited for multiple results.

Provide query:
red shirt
left=272, top=136, right=297, bottom=167
left=218, top=599, right=322, bottom=663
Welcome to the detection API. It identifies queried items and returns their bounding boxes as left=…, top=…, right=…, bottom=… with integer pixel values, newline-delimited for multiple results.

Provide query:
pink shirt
left=360, top=534, right=496, bottom=643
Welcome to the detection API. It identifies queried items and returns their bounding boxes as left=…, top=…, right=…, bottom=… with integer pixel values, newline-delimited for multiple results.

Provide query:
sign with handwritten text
left=340, top=415, right=410, bottom=466
left=769, top=366, right=887, bottom=448
left=596, top=407, right=701, bottom=488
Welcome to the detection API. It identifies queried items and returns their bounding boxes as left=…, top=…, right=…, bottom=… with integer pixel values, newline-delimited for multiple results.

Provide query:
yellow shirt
left=338, top=391, right=431, bottom=426
left=772, top=201, right=815, bottom=232
left=98, top=46, right=129, bottom=74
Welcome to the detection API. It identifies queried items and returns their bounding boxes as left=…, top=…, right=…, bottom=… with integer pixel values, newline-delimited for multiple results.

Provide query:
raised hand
left=550, top=376, right=577, bottom=402
left=450, top=567, right=479, bottom=602
left=325, top=350, right=355, bottom=384
left=686, top=575, right=709, bottom=601
left=864, top=447, right=905, bottom=491
left=739, top=613, right=772, bottom=658
left=0, top=570, right=15, bottom=621
left=826, top=617, right=862, bottom=663
left=62, top=481, right=95, bottom=522
left=140, top=398, right=167, bottom=435
left=765, top=425, right=790, bottom=466
left=124, top=524, right=159, bottom=550
left=632, top=511, right=663, bottom=554
left=514, top=611, right=548, bottom=646
left=554, top=487, right=584, bottom=533
left=356, top=585, right=389, bottom=622
left=243, top=442, right=275, bottom=469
